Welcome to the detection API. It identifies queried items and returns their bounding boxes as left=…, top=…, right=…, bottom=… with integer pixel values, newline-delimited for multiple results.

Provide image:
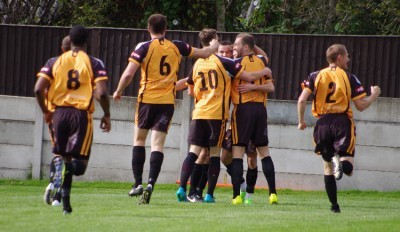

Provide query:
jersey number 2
left=325, top=82, right=336, bottom=103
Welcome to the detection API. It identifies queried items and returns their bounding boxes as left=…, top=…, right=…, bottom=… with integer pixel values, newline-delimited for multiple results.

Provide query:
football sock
left=198, top=164, right=209, bottom=193
left=261, top=156, right=276, bottom=195
left=61, top=162, right=74, bottom=210
left=246, top=167, right=258, bottom=194
left=206, top=157, right=220, bottom=197
left=71, top=159, right=87, bottom=176
left=342, top=160, right=353, bottom=175
left=231, top=158, right=243, bottom=198
left=324, top=175, right=337, bottom=205
left=132, top=146, right=146, bottom=187
left=179, top=152, right=197, bottom=190
left=189, top=163, right=202, bottom=195
left=225, top=163, right=233, bottom=176
left=148, top=151, right=164, bottom=187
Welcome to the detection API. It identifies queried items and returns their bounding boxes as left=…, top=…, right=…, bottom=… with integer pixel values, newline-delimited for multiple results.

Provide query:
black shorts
left=313, top=113, right=356, bottom=161
left=231, top=102, right=269, bottom=147
left=135, top=103, right=174, bottom=133
left=188, top=119, right=226, bottom=148
left=222, top=128, right=256, bottom=154
left=52, top=107, right=93, bottom=159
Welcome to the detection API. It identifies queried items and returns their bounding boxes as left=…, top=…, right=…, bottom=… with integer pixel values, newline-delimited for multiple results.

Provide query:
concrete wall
left=0, top=95, right=399, bottom=191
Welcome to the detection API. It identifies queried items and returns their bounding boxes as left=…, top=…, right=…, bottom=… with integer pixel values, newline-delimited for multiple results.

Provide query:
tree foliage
left=1, top=0, right=399, bottom=35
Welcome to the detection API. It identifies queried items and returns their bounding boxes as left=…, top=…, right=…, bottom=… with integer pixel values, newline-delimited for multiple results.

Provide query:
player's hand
left=371, top=86, right=381, bottom=97
left=298, top=121, right=307, bottom=130
left=238, top=83, right=255, bottom=93
left=100, top=115, right=111, bottom=132
left=44, top=111, right=53, bottom=124
left=113, top=91, right=121, bottom=101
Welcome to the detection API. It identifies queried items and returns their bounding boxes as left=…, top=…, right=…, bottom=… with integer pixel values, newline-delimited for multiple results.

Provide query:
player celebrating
left=176, top=28, right=272, bottom=203
left=297, top=44, right=380, bottom=213
left=230, top=33, right=277, bottom=205
left=113, top=14, right=219, bottom=205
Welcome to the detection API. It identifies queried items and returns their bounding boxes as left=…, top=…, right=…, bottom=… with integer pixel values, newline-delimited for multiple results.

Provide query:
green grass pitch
left=0, top=180, right=399, bottom=231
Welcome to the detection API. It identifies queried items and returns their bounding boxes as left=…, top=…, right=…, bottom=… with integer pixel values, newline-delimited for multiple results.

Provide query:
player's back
left=48, top=50, right=95, bottom=111
left=312, top=66, right=353, bottom=117
left=191, top=54, right=232, bottom=120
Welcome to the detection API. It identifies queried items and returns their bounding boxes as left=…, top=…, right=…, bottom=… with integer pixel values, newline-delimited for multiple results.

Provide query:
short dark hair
left=148, top=14, right=167, bottom=34
left=239, top=34, right=254, bottom=49
left=199, top=28, right=217, bottom=47
left=326, top=44, right=347, bottom=63
left=69, top=25, right=88, bottom=47
left=220, top=40, right=232, bottom=46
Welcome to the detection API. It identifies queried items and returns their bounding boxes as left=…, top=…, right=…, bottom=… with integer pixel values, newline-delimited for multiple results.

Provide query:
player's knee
left=72, top=159, right=87, bottom=176
left=342, top=160, right=353, bottom=176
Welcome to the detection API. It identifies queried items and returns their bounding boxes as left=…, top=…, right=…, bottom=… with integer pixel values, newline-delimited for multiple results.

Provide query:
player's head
left=233, top=33, right=255, bottom=58
left=69, top=25, right=88, bottom=47
left=218, top=41, right=233, bottom=58
left=199, top=28, right=217, bottom=47
left=326, top=44, right=350, bottom=70
left=148, top=14, right=167, bottom=35
left=61, top=35, right=71, bottom=52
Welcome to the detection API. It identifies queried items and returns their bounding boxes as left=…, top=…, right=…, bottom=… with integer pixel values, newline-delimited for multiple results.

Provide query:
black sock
left=231, top=158, right=243, bottom=198
left=246, top=167, right=258, bottom=194
left=61, top=162, right=74, bottom=211
left=198, top=164, right=209, bottom=194
left=324, top=175, right=337, bottom=205
left=72, top=159, right=87, bottom=176
left=132, top=146, right=146, bottom=187
left=148, top=151, right=164, bottom=187
left=342, top=160, right=353, bottom=175
left=261, top=156, right=276, bottom=195
left=225, top=163, right=232, bottom=176
left=179, top=152, right=197, bottom=190
left=206, top=157, right=220, bottom=197
left=189, top=163, right=202, bottom=195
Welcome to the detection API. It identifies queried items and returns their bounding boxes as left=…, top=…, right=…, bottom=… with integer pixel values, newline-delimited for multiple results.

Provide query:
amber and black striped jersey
left=187, top=54, right=244, bottom=120
left=231, top=55, right=271, bottom=105
left=37, top=50, right=108, bottom=113
left=302, top=66, right=367, bottom=118
left=129, top=38, right=194, bottom=104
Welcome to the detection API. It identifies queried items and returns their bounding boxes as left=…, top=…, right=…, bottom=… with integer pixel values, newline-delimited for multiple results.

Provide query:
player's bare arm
left=191, top=39, right=219, bottom=59
left=176, top=77, right=188, bottom=91
left=34, top=77, right=52, bottom=123
left=239, top=67, right=272, bottom=82
left=297, top=89, right=311, bottom=130
left=113, top=62, right=139, bottom=101
left=353, top=86, right=381, bottom=112
left=238, top=81, right=274, bottom=94
left=95, top=80, right=111, bottom=132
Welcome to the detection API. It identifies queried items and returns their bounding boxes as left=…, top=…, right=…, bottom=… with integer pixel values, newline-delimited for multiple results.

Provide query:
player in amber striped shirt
left=298, top=44, right=380, bottom=213
left=113, top=14, right=220, bottom=205
left=35, top=25, right=111, bottom=214
left=230, top=33, right=277, bottom=205
left=176, top=29, right=272, bottom=203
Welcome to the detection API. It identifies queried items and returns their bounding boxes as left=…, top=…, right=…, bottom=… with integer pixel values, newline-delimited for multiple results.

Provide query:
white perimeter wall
left=0, top=95, right=399, bottom=191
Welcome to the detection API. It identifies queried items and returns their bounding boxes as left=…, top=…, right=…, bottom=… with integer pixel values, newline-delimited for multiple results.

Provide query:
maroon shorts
left=135, top=103, right=174, bottom=133
left=231, top=102, right=269, bottom=147
left=188, top=119, right=226, bottom=148
left=313, top=113, right=356, bottom=161
left=52, top=107, right=93, bottom=159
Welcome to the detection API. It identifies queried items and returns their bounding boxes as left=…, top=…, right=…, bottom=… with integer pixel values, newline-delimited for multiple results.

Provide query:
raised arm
left=353, top=86, right=381, bottom=112
left=191, top=39, right=219, bottom=59
left=253, top=45, right=269, bottom=64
